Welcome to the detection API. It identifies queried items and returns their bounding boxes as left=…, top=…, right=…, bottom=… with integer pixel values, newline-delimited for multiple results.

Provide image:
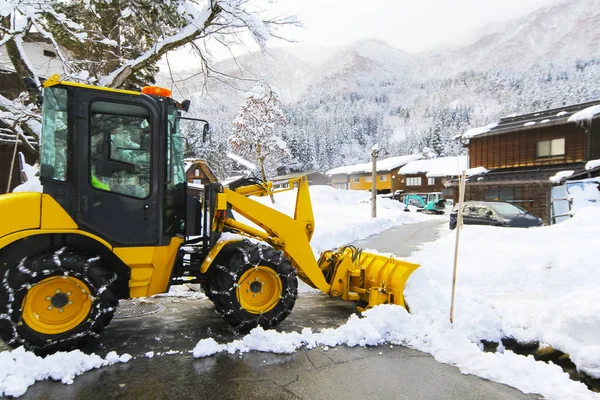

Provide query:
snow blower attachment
left=0, top=76, right=420, bottom=352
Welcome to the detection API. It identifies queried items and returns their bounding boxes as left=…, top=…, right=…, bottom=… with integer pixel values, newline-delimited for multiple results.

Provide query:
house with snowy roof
left=0, top=34, right=69, bottom=193
left=326, top=154, right=422, bottom=193
left=457, top=99, right=600, bottom=224
left=397, top=156, right=468, bottom=198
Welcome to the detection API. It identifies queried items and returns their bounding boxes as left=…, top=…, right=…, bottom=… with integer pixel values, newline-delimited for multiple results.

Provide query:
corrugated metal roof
left=453, top=163, right=587, bottom=186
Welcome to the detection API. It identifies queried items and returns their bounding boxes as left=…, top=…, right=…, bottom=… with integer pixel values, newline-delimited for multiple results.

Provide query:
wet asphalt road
left=2, top=220, right=541, bottom=399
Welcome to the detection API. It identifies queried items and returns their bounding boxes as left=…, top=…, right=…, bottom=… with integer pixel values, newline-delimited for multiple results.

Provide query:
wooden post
left=450, top=170, right=467, bottom=325
left=371, top=149, right=377, bottom=218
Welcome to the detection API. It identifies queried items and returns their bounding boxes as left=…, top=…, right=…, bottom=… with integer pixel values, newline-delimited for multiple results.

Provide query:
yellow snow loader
left=0, top=75, right=419, bottom=352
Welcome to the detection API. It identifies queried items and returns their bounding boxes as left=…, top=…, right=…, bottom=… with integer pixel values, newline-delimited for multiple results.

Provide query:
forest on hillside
left=183, top=55, right=600, bottom=178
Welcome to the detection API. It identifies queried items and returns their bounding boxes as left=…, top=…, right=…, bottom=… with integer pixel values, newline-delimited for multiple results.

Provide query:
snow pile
left=190, top=305, right=597, bottom=400
left=567, top=179, right=600, bottom=212
left=398, top=156, right=468, bottom=177
left=189, top=204, right=600, bottom=399
left=405, top=207, right=600, bottom=382
left=0, top=348, right=131, bottom=397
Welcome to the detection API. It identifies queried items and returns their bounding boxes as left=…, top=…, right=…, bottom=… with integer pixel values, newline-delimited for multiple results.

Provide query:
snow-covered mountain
left=422, top=0, right=600, bottom=75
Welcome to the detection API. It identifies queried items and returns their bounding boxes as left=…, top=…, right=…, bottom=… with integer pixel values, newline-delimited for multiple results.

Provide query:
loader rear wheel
left=211, top=241, right=297, bottom=333
left=0, top=248, right=118, bottom=353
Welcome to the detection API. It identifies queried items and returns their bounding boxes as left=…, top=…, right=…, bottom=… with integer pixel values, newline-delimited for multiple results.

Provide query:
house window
left=406, top=177, right=422, bottom=186
left=485, top=187, right=514, bottom=201
left=428, top=177, right=435, bottom=185
left=353, top=176, right=360, bottom=183
left=194, top=169, right=200, bottom=177
left=537, top=138, right=565, bottom=158
left=192, top=179, right=202, bottom=185
left=364, top=176, right=372, bottom=183
left=380, top=175, right=387, bottom=182
left=334, top=183, right=348, bottom=190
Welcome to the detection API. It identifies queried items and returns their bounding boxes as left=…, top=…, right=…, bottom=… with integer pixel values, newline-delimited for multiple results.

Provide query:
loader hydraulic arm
left=218, top=176, right=419, bottom=312
left=220, top=176, right=331, bottom=293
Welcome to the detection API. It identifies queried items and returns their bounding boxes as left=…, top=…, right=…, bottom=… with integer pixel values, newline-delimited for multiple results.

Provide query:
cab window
left=40, top=87, right=69, bottom=181
left=89, top=101, right=151, bottom=198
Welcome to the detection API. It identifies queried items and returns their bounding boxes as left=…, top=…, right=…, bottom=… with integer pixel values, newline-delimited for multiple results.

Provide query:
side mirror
left=485, top=210, right=493, bottom=218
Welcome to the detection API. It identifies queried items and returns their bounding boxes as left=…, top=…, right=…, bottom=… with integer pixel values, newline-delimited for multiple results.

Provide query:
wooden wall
left=469, top=124, right=587, bottom=170
left=590, top=121, right=600, bottom=161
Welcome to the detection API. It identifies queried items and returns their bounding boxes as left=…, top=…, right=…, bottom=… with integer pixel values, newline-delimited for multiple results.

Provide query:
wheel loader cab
left=39, top=81, right=187, bottom=246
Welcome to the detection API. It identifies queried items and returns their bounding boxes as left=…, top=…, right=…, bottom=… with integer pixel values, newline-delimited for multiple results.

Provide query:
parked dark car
left=449, top=201, right=543, bottom=230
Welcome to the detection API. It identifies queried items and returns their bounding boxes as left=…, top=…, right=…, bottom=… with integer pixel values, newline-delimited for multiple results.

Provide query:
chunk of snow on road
left=549, top=170, right=574, bottom=183
left=0, top=348, right=132, bottom=397
left=145, top=351, right=154, bottom=358
left=192, top=338, right=226, bottom=358
left=524, top=121, right=536, bottom=126
left=556, top=111, right=569, bottom=117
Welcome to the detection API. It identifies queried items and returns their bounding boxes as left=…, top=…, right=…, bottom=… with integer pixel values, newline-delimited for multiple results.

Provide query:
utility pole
left=371, top=146, right=378, bottom=218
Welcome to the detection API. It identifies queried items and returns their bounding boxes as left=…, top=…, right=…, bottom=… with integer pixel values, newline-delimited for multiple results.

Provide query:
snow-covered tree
left=229, top=83, right=288, bottom=185
left=0, top=0, right=299, bottom=144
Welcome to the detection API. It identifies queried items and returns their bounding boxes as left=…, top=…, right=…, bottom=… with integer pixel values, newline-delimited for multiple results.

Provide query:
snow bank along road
left=1, top=186, right=599, bottom=399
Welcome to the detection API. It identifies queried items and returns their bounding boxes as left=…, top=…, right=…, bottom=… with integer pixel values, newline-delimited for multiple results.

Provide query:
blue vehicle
left=402, top=192, right=446, bottom=215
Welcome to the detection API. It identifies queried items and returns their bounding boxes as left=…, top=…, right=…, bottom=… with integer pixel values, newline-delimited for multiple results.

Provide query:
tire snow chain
left=0, top=247, right=116, bottom=351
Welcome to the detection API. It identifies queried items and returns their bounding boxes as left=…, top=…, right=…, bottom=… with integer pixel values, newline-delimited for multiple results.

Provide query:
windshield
left=488, top=202, right=527, bottom=218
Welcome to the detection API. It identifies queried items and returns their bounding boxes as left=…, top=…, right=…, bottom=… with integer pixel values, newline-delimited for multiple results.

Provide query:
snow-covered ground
left=2, top=185, right=599, bottom=399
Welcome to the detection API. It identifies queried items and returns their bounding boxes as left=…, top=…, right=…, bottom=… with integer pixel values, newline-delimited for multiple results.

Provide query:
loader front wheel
left=0, top=248, right=118, bottom=353
left=211, top=241, right=297, bottom=333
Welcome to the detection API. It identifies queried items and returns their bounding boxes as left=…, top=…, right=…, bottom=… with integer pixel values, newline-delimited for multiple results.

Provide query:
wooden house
left=270, top=171, right=330, bottom=189
left=326, top=154, right=422, bottom=194
left=458, top=100, right=600, bottom=224
left=397, top=156, right=467, bottom=198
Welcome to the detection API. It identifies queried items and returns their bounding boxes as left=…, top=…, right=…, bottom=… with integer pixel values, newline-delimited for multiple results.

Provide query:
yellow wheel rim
left=237, top=266, right=282, bottom=314
left=22, top=276, right=93, bottom=335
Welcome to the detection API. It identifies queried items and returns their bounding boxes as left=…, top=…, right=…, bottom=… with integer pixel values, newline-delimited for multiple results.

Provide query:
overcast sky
left=270, top=0, right=560, bottom=53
